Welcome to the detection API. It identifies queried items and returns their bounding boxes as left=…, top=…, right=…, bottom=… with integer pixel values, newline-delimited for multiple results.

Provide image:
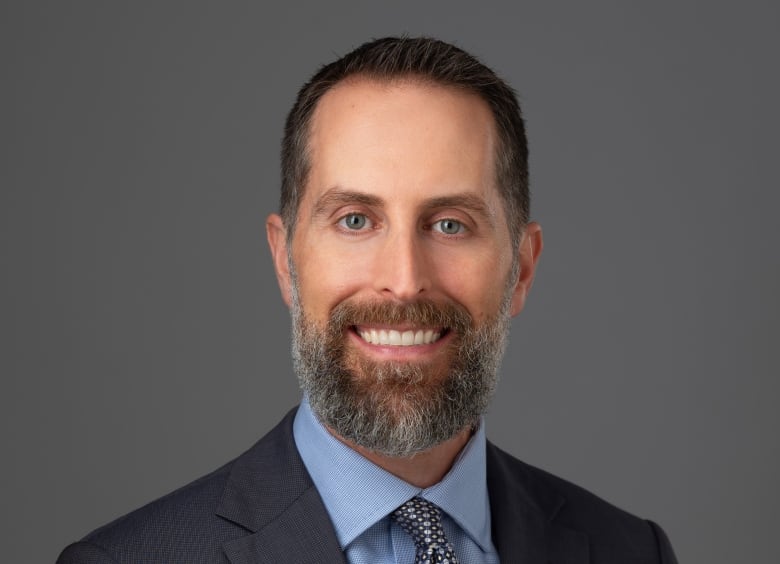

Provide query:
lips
left=356, top=327, right=442, bottom=346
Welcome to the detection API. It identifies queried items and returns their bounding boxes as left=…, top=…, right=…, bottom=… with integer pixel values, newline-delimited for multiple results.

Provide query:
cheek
left=294, top=242, right=375, bottom=314
left=428, top=251, right=511, bottom=322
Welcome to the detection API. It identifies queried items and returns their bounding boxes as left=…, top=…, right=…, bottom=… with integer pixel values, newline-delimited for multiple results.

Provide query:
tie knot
left=391, top=497, right=459, bottom=563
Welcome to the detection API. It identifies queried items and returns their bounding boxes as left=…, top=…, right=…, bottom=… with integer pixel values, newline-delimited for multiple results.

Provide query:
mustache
left=329, top=299, right=473, bottom=333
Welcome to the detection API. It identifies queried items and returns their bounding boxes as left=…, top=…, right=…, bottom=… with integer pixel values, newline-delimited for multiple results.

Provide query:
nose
left=372, top=230, right=431, bottom=301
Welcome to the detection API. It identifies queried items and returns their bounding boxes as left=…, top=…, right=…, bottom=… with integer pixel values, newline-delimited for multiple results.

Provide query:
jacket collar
left=215, top=408, right=347, bottom=564
left=214, top=407, right=588, bottom=564
left=486, top=441, right=589, bottom=564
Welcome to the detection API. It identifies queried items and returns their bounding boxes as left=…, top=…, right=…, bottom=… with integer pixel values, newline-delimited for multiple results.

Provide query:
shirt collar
left=293, top=398, right=493, bottom=552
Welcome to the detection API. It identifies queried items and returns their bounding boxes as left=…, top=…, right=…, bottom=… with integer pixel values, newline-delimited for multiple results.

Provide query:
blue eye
left=340, top=213, right=369, bottom=230
left=435, top=219, right=464, bottom=235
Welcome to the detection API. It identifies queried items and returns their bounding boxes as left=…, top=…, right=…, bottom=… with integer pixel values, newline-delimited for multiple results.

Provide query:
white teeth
left=358, top=328, right=442, bottom=346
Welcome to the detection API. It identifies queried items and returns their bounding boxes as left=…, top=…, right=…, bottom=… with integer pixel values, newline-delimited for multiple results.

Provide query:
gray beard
left=290, top=276, right=513, bottom=457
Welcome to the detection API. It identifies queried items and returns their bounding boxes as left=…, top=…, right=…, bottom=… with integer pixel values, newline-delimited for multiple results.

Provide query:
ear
left=266, top=213, right=293, bottom=308
left=509, top=221, right=543, bottom=317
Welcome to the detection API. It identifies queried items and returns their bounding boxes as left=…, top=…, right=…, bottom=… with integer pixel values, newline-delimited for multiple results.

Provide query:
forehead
left=304, top=78, right=500, bottom=205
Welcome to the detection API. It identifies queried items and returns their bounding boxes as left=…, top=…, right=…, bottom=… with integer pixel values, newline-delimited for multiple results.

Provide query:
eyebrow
left=312, top=187, right=497, bottom=226
left=424, top=194, right=496, bottom=225
left=313, top=188, right=384, bottom=217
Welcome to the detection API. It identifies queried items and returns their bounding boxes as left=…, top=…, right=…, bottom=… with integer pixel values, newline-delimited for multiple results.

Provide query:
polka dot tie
left=391, top=497, right=460, bottom=564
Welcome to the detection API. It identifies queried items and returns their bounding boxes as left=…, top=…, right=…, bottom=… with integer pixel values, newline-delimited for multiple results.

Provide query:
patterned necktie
left=391, top=497, right=460, bottom=564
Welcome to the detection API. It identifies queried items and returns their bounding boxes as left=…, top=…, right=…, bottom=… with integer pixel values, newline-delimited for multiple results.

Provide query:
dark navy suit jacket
left=57, top=408, right=678, bottom=563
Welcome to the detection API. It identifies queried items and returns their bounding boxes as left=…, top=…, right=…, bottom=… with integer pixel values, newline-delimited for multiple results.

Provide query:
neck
left=327, top=426, right=474, bottom=488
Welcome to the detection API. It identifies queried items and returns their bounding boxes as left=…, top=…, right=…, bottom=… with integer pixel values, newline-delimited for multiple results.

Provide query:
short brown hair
left=280, top=36, right=529, bottom=247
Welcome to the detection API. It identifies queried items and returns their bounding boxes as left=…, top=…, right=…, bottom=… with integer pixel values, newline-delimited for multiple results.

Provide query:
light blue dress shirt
left=293, top=398, right=500, bottom=564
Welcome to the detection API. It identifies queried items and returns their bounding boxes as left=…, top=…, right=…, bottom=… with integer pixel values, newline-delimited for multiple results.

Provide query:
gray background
left=2, top=1, right=778, bottom=562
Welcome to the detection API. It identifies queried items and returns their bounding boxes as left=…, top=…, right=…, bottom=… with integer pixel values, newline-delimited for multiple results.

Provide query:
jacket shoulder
left=487, top=442, right=678, bottom=563
left=66, top=459, right=241, bottom=563
left=58, top=409, right=305, bottom=564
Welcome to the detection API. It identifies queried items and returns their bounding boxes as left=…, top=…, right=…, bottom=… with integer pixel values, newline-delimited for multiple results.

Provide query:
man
left=58, top=37, right=678, bottom=563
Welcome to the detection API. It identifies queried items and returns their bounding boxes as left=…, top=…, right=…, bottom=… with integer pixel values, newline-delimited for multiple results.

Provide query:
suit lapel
left=221, top=487, right=347, bottom=564
left=486, top=441, right=589, bottom=564
left=216, top=409, right=348, bottom=564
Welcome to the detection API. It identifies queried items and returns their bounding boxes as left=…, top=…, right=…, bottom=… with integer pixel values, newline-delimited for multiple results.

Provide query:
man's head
left=267, top=37, right=542, bottom=457
left=280, top=36, right=530, bottom=250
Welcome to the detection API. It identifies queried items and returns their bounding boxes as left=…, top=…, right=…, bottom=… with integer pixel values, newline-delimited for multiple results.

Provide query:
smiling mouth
left=355, top=327, right=443, bottom=346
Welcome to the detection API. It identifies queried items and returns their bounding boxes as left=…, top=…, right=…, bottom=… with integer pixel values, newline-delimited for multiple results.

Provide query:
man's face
left=268, top=79, right=541, bottom=456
